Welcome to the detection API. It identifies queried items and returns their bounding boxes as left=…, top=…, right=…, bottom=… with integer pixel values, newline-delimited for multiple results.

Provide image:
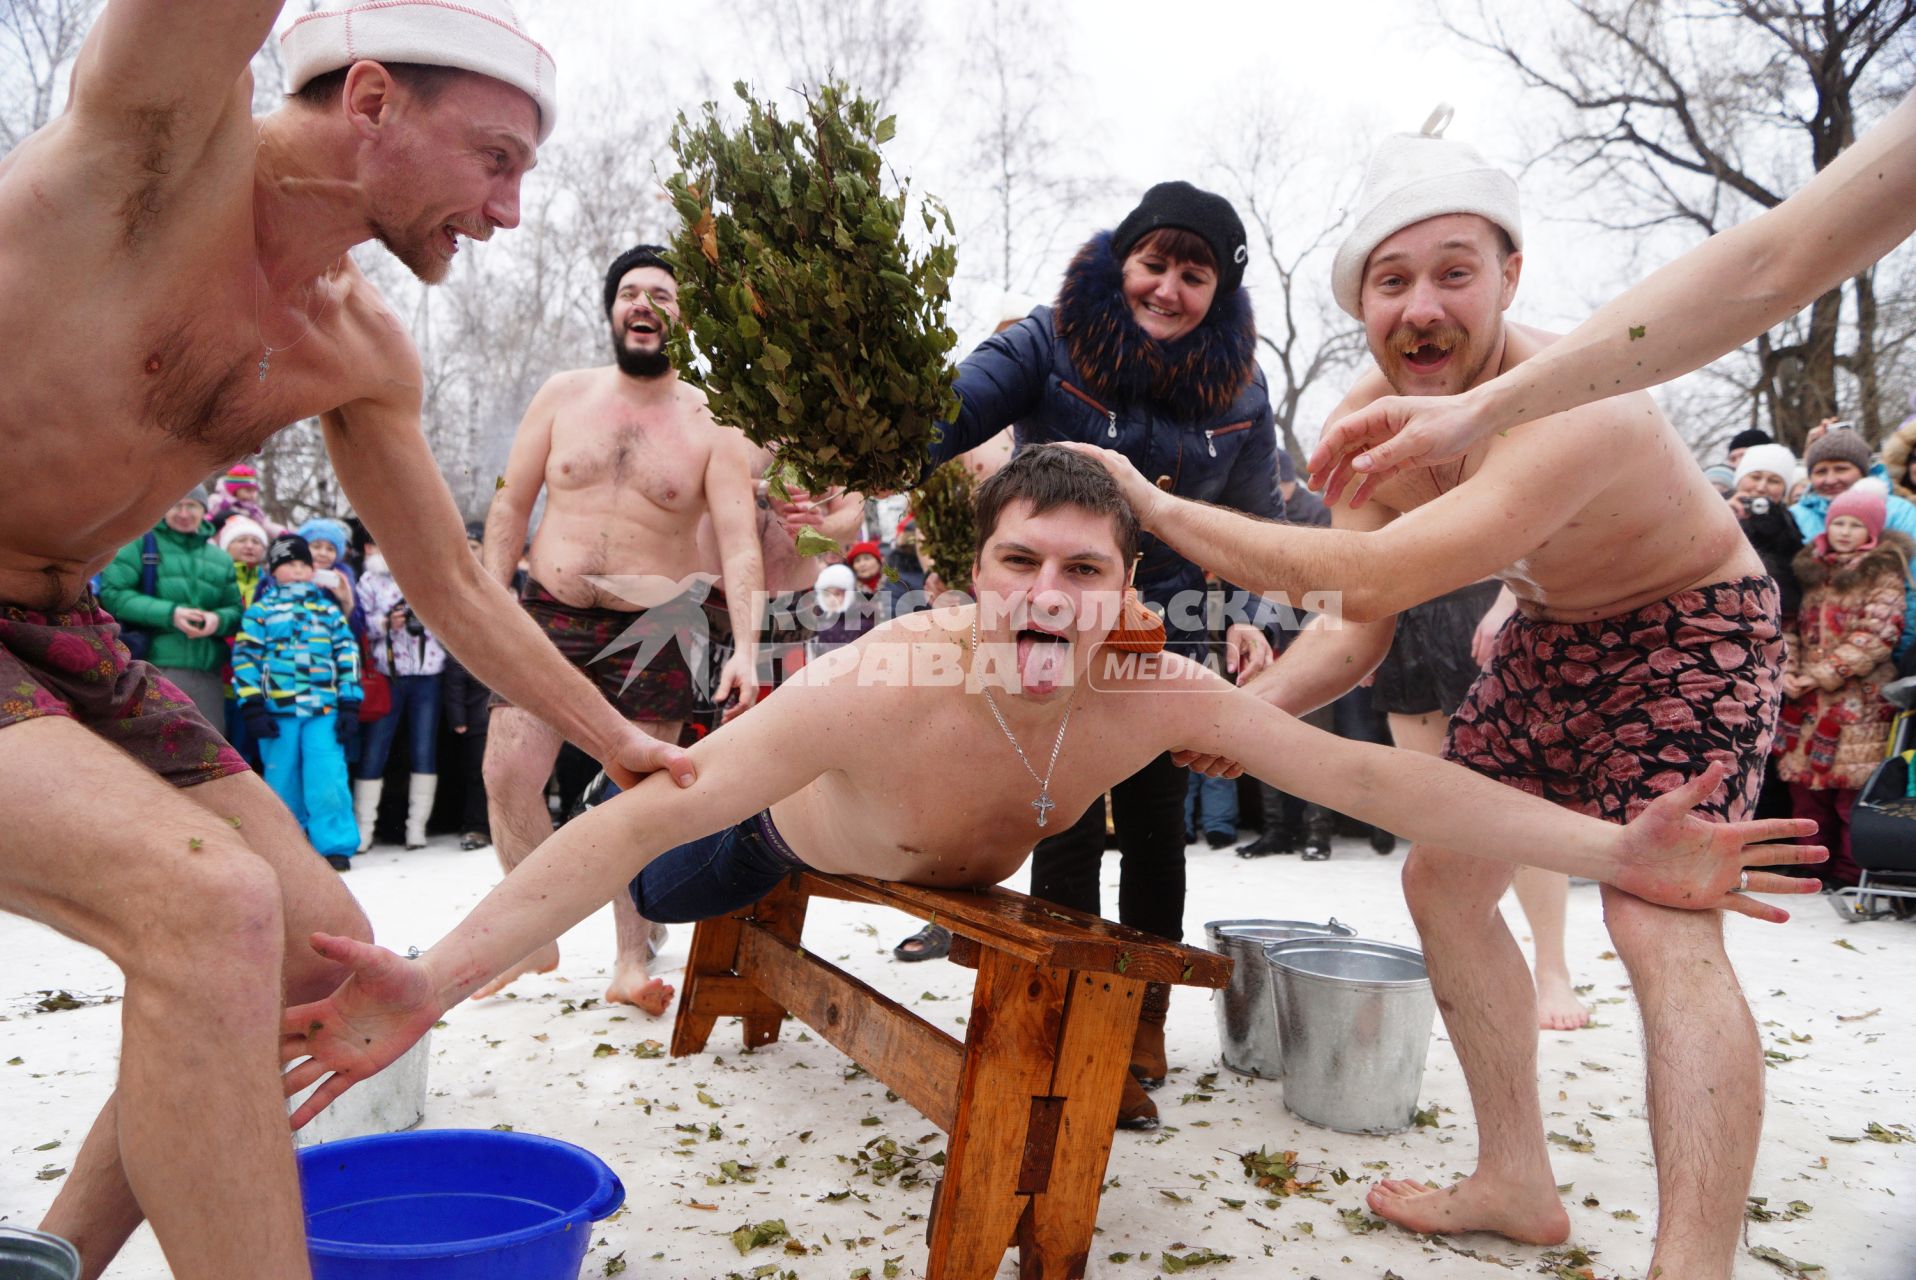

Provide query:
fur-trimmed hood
left=1879, top=415, right=1916, bottom=500
left=1793, top=528, right=1914, bottom=591
left=1053, top=231, right=1258, bottom=422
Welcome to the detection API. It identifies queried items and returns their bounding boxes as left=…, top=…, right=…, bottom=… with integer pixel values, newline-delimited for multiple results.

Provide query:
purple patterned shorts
left=0, top=596, right=249, bottom=788
left=1444, top=577, right=1783, bottom=823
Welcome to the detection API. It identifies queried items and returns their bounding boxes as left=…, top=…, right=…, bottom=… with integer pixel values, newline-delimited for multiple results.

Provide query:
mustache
left=1385, top=322, right=1470, bottom=357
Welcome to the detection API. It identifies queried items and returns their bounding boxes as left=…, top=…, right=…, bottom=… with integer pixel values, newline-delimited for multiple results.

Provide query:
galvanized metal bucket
left=1266, top=937, right=1435, bottom=1133
left=292, top=1029, right=433, bottom=1148
left=1202, top=918, right=1354, bottom=1078
left=0, top=1227, right=81, bottom=1280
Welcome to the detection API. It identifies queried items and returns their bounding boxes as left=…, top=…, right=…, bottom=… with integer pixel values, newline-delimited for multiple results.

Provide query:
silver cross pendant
left=257, top=352, right=272, bottom=383
left=1031, top=789, right=1055, bottom=828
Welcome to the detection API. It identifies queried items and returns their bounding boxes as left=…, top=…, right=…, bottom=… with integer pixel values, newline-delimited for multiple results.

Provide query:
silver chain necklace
left=971, top=614, right=1073, bottom=827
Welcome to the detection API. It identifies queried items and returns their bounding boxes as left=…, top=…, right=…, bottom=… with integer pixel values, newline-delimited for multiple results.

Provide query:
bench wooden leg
left=1016, top=971, right=1143, bottom=1279
left=739, top=877, right=810, bottom=1047
left=926, top=950, right=1066, bottom=1280
left=669, top=877, right=812, bottom=1057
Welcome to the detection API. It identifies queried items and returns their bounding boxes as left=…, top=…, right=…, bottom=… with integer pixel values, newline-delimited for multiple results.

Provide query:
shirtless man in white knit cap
left=1076, top=109, right=1791, bottom=1280
left=0, top=4, right=695, bottom=1276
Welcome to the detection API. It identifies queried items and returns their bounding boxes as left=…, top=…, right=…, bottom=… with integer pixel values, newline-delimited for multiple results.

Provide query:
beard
left=373, top=220, right=451, bottom=285
left=611, top=319, right=674, bottom=380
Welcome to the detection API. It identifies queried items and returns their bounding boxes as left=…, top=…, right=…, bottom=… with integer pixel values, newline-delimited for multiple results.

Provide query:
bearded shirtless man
left=0, top=5, right=699, bottom=1276
left=1074, top=116, right=1796, bottom=1280
left=281, top=447, right=1818, bottom=1139
left=479, top=245, right=764, bottom=1011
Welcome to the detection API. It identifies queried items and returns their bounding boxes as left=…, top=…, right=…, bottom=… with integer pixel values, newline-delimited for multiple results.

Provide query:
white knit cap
left=216, top=514, right=270, bottom=551
left=281, top=0, right=558, bottom=144
left=1733, top=443, right=1798, bottom=487
left=1331, top=105, right=1523, bottom=318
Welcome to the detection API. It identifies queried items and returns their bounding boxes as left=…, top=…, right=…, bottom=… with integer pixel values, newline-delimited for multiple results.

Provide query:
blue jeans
left=1185, top=770, right=1238, bottom=839
left=359, top=673, right=441, bottom=779
left=259, top=714, right=358, bottom=858
left=629, top=811, right=806, bottom=923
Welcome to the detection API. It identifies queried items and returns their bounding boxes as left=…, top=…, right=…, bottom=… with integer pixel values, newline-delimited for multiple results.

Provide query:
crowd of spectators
left=1714, top=401, right=1916, bottom=895
left=90, top=475, right=504, bottom=872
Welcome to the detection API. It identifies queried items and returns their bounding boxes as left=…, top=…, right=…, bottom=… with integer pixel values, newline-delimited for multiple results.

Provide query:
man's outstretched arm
left=1065, top=405, right=1618, bottom=624
left=1311, top=89, right=1916, bottom=500
left=1153, top=664, right=1825, bottom=919
left=281, top=669, right=843, bottom=1125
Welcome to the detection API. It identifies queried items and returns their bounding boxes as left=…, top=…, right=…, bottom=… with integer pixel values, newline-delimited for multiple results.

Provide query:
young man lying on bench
left=281, top=446, right=1822, bottom=1124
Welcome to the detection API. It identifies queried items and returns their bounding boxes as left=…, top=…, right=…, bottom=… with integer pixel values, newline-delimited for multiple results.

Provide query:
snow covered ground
left=3, top=832, right=1911, bottom=1279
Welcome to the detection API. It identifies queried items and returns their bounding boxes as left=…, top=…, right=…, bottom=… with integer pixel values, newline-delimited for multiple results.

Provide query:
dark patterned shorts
left=1443, top=576, right=1783, bottom=823
left=492, top=578, right=728, bottom=724
left=0, top=596, right=250, bottom=788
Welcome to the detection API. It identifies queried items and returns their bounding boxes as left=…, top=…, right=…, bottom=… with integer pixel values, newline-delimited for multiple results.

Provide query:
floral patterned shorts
left=0, top=596, right=250, bottom=788
left=490, top=578, right=730, bottom=723
left=1443, top=577, right=1783, bottom=823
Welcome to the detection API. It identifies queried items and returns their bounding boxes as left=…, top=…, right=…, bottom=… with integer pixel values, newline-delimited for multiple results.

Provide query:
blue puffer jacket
left=1792, top=486, right=1916, bottom=658
left=232, top=580, right=363, bottom=717
left=929, top=233, right=1279, bottom=650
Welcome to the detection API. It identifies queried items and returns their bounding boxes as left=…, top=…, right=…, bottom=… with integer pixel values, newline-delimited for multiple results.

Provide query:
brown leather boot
left=1115, top=1069, right=1160, bottom=1130
left=1130, top=982, right=1171, bottom=1089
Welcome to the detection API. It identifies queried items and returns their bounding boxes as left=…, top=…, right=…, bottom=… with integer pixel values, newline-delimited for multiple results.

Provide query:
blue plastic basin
left=298, top=1130, right=625, bottom=1280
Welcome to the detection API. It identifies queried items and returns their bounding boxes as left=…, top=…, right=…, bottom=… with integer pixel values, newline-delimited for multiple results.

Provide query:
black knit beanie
left=1727, top=428, right=1774, bottom=454
left=1111, top=181, right=1249, bottom=299
left=267, top=533, right=313, bottom=575
left=604, top=244, right=676, bottom=314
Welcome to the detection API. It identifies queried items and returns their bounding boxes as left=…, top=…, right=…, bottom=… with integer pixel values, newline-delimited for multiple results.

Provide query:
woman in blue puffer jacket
left=923, top=182, right=1280, bottom=1130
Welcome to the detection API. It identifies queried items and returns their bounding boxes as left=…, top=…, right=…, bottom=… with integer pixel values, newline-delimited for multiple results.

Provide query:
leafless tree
left=1212, top=95, right=1370, bottom=465
left=1444, top=0, right=1916, bottom=451
left=0, top=0, right=99, bottom=149
left=954, top=0, right=1109, bottom=298
left=733, top=0, right=923, bottom=101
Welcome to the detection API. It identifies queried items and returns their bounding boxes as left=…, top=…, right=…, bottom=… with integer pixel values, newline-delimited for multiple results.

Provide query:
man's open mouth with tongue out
left=1015, top=624, right=1073, bottom=695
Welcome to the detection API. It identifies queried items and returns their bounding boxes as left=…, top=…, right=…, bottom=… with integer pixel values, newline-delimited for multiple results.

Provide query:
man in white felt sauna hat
left=1075, top=106, right=1790, bottom=1280
left=0, top=4, right=696, bottom=1277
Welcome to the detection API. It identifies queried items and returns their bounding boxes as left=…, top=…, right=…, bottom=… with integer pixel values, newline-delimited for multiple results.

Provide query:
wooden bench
left=671, top=870, right=1232, bottom=1279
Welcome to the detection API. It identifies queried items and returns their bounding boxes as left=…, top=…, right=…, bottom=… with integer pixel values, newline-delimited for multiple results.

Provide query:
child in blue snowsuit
left=233, top=534, right=362, bottom=870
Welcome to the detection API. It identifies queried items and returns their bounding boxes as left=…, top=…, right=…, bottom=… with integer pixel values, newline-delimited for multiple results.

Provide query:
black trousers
left=454, top=730, right=490, bottom=834
left=1028, top=751, right=1187, bottom=943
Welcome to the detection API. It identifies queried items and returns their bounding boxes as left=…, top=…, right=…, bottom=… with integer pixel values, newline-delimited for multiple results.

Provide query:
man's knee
left=133, top=844, right=285, bottom=974
left=1401, top=844, right=1511, bottom=924
left=481, top=727, right=550, bottom=800
left=1600, top=884, right=1722, bottom=967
